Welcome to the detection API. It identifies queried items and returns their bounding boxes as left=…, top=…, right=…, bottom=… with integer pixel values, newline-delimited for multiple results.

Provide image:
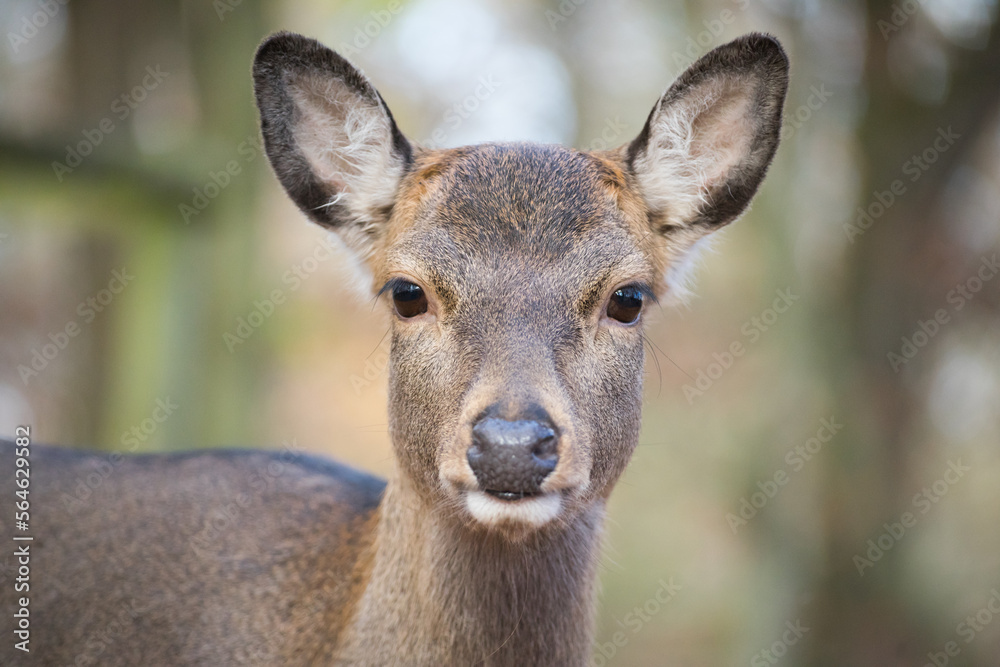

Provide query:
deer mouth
left=464, top=489, right=563, bottom=528
left=485, top=489, right=541, bottom=501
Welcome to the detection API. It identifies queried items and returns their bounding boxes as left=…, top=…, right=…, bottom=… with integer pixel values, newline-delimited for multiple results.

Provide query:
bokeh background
left=2, top=0, right=999, bottom=664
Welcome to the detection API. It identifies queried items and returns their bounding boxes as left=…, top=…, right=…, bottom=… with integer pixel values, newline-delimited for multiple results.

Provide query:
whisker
left=643, top=333, right=663, bottom=397
left=646, top=334, right=694, bottom=382
left=367, top=327, right=390, bottom=359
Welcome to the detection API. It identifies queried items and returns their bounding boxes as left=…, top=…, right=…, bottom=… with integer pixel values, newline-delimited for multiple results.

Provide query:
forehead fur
left=378, top=143, right=661, bottom=292
left=423, top=143, right=619, bottom=253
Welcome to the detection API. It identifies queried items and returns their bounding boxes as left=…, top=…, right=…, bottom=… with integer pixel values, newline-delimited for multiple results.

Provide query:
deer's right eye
left=391, top=281, right=428, bottom=318
left=606, top=285, right=643, bottom=324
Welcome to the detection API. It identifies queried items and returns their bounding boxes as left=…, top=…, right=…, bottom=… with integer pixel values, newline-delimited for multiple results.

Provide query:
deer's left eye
left=391, top=281, right=428, bottom=318
left=606, top=286, right=643, bottom=324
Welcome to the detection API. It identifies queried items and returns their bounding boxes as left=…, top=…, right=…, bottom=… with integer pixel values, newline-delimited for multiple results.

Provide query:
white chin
left=465, top=490, right=562, bottom=528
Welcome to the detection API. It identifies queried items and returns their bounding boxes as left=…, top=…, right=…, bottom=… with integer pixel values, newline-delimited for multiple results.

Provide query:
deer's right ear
left=252, top=32, right=413, bottom=243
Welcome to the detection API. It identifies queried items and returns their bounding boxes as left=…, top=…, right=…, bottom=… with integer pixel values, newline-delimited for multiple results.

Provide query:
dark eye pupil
left=608, top=286, right=643, bottom=324
left=392, top=281, right=428, bottom=318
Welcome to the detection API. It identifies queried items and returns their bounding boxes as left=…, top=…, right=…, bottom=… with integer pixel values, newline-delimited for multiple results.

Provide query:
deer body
left=1, top=31, right=787, bottom=665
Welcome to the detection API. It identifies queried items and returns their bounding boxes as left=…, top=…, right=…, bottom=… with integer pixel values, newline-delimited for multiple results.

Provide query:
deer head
left=253, top=32, right=788, bottom=541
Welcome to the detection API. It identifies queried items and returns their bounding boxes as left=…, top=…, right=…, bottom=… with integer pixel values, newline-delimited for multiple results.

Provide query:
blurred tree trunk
left=98, top=0, right=266, bottom=450
left=32, top=0, right=266, bottom=449
left=803, top=7, right=1000, bottom=664
left=63, top=0, right=180, bottom=443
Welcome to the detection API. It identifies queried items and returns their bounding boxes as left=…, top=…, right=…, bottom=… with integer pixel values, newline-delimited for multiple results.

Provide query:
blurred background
left=1, top=0, right=999, bottom=664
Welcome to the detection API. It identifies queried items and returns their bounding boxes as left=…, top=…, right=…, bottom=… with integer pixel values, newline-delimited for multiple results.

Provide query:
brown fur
left=0, top=32, right=787, bottom=666
left=0, top=444, right=383, bottom=664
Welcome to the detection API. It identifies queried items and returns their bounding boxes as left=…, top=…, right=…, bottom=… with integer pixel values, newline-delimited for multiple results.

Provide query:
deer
left=1, top=31, right=787, bottom=665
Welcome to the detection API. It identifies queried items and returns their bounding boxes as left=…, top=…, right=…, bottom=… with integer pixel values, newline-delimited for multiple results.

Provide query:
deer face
left=379, top=143, right=655, bottom=536
left=253, top=32, right=787, bottom=538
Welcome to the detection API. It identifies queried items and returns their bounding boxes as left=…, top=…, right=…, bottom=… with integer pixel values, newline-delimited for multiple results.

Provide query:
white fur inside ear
left=632, top=76, right=757, bottom=305
left=661, top=233, right=717, bottom=305
left=289, top=72, right=406, bottom=259
left=633, top=76, right=754, bottom=230
left=319, top=229, right=376, bottom=302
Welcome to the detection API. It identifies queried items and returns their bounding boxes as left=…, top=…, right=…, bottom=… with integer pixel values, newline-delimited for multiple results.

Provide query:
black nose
left=467, top=414, right=559, bottom=500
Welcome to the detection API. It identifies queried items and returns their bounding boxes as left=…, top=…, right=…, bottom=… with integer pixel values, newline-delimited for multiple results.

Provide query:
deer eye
left=606, top=286, right=643, bottom=324
left=391, top=281, right=428, bottom=318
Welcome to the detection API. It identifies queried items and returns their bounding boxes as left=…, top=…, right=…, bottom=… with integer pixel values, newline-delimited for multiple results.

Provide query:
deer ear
left=625, top=33, right=788, bottom=296
left=252, top=32, right=413, bottom=248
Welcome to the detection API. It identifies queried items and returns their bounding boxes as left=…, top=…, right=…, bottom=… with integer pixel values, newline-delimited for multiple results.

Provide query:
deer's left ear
left=625, top=33, right=788, bottom=296
left=628, top=33, right=788, bottom=231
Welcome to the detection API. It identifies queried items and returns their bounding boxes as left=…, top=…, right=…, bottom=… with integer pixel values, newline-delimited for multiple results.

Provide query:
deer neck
left=337, top=474, right=604, bottom=665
